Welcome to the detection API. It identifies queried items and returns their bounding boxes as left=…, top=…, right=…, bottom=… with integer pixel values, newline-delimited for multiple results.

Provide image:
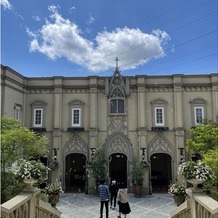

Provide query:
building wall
left=1, top=64, right=218, bottom=194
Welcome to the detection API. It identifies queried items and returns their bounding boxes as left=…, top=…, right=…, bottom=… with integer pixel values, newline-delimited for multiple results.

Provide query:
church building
left=1, top=61, right=218, bottom=194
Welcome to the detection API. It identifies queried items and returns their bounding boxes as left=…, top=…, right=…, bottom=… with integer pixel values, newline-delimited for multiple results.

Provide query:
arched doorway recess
left=105, top=132, right=132, bottom=190
left=148, top=135, right=174, bottom=193
left=150, top=153, right=172, bottom=192
left=65, top=153, right=86, bottom=192
left=64, top=135, right=88, bottom=192
left=109, top=153, right=127, bottom=185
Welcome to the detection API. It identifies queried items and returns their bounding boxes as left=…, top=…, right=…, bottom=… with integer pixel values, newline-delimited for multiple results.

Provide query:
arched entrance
left=150, top=153, right=172, bottom=193
left=109, top=153, right=127, bottom=185
left=65, top=153, right=86, bottom=192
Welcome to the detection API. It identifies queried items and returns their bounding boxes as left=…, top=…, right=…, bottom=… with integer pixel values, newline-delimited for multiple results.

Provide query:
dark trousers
left=100, top=200, right=109, bottom=218
left=110, top=193, right=117, bottom=207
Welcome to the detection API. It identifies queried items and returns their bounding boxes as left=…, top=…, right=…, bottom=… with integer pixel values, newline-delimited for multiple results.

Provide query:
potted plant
left=13, top=159, right=48, bottom=190
left=44, top=182, right=63, bottom=207
left=48, top=158, right=60, bottom=170
left=131, top=160, right=148, bottom=197
left=178, top=160, right=214, bottom=191
left=169, top=183, right=187, bottom=206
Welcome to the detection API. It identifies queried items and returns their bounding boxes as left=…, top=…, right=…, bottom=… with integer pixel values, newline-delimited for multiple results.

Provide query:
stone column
left=136, top=76, right=149, bottom=194
left=211, top=74, right=218, bottom=122
left=51, top=78, right=63, bottom=183
left=89, top=77, right=98, bottom=148
left=88, top=77, right=98, bottom=194
left=173, top=75, right=183, bottom=128
left=173, top=75, right=185, bottom=184
left=136, top=76, right=147, bottom=150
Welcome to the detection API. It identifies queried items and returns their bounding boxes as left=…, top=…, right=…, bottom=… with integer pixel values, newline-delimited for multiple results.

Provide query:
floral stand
left=173, top=195, right=186, bottom=206
left=187, top=179, right=204, bottom=192
left=23, top=178, right=37, bottom=192
left=49, top=194, right=60, bottom=207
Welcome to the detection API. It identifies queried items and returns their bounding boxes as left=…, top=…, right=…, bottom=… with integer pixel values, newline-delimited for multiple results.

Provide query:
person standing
left=117, top=183, right=131, bottom=218
left=109, top=180, right=118, bottom=210
left=98, top=179, right=110, bottom=218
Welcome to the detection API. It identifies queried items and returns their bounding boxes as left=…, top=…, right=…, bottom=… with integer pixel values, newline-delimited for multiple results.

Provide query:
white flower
left=13, top=159, right=48, bottom=182
left=178, top=161, right=214, bottom=181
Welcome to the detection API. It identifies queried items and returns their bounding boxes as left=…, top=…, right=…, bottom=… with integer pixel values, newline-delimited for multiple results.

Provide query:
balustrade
left=0, top=189, right=61, bottom=218
left=170, top=189, right=218, bottom=218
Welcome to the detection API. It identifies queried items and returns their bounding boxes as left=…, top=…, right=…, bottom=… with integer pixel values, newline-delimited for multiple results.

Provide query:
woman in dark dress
left=117, top=183, right=131, bottom=218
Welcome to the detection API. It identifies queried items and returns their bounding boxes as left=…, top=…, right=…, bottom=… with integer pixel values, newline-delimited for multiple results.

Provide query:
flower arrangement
left=178, top=161, right=214, bottom=181
left=44, top=182, right=63, bottom=196
left=14, top=159, right=48, bottom=183
left=170, top=184, right=187, bottom=196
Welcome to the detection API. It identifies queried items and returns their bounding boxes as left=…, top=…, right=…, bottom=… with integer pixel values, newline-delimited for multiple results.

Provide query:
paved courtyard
left=56, top=193, right=177, bottom=218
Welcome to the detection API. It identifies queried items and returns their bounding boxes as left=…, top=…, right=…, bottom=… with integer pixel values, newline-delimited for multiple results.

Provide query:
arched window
left=109, top=86, right=125, bottom=114
left=151, top=99, right=168, bottom=130
left=190, top=98, right=207, bottom=126
left=68, top=99, right=85, bottom=128
left=31, top=100, right=47, bottom=128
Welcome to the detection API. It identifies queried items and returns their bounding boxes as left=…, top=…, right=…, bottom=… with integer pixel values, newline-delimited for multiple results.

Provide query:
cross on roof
left=115, top=57, right=119, bottom=69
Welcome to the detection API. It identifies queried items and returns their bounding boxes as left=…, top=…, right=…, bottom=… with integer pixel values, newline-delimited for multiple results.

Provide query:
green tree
left=131, top=160, right=148, bottom=186
left=185, top=121, right=218, bottom=187
left=1, top=117, right=48, bottom=203
left=203, top=147, right=218, bottom=183
left=87, top=148, right=107, bottom=182
left=186, top=121, right=218, bottom=157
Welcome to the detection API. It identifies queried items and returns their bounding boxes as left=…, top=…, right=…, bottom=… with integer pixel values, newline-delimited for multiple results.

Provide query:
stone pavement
left=56, top=193, right=177, bottom=218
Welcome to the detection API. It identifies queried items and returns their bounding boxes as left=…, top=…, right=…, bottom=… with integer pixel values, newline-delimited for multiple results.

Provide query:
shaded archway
left=150, top=153, right=172, bottom=193
left=109, top=153, right=127, bottom=186
left=65, top=153, right=86, bottom=192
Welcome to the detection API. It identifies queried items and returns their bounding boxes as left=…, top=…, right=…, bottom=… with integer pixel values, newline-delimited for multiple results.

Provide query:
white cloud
left=87, top=15, right=95, bottom=24
left=1, top=0, right=12, bottom=10
left=33, top=15, right=41, bottom=22
left=27, top=6, right=170, bottom=72
left=69, top=6, right=76, bottom=13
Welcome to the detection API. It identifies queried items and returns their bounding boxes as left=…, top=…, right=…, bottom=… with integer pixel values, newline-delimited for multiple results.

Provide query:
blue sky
left=1, top=0, right=217, bottom=77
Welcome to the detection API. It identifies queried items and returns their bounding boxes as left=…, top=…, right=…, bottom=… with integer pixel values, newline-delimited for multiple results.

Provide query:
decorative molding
left=148, top=136, right=173, bottom=156
left=138, top=128, right=147, bottom=136
left=31, top=100, right=47, bottom=106
left=26, top=89, right=53, bottom=94
left=64, top=136, right=88, bottom=156
left=150, top=98, right=167, bottom=105
left=109, top=136, right=128, bottom=154
left=90, top=87, right=97, bottom=93
left=62, top=89, right=89, bottom=94
left=54, top=87, right=62, bottom=94
left=108, top=116, right=128, bottom=135
left=145, top=87, right=174, bottom=92
left=137, top=86, right=145, bottom=92
left=175, top=129, right=184, bottom=136
left=184, top=86, right=211, bottom=92
left=174, top=85, right=182, bottom=92
left=212, top=85, right=218, bottom=91
left=68, top=99, right=84, bottom=106
left=189, top=97, right=207, bottom=104
left=89, top=128, right=98, bottom=136
left=53, top=129, right=62, bottom=136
